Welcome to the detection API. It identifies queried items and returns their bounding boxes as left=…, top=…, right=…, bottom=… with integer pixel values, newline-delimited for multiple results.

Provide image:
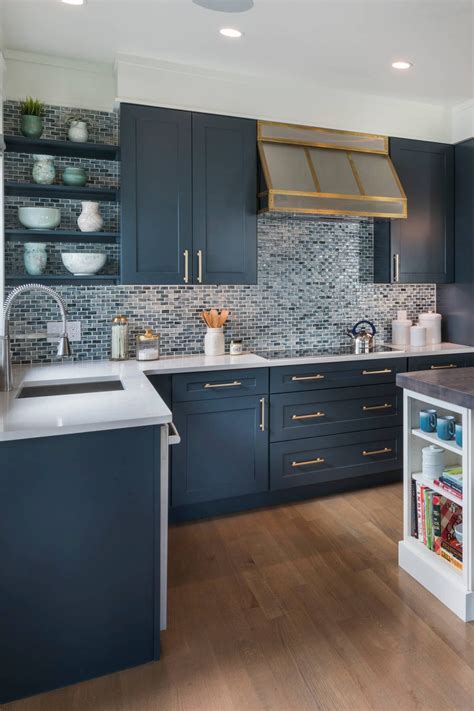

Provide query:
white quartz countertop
left=1, top=342, right=473, bottom=442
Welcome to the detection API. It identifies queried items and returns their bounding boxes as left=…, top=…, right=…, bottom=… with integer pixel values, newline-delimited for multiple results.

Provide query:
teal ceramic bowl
left=62, top=167, right=87, bottom=187
left=18, top=207, right=61, bottom=230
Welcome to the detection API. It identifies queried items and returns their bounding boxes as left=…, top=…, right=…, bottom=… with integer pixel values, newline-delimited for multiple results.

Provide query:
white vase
left=204, top=327, right=225, bottom=356
left=32, top=154, right=56, bottom=185
left=68, top=120, right=88, bottom=143
left=77, top=201, right=104, bottom=233
left=24, top=242, right=47, bottom=276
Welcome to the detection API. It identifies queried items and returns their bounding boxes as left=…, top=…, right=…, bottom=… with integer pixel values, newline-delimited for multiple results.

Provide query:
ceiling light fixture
left=220, top=27, right=243, bottom=38
left=193, top=0, right=253, bottom=12
left=61, top=0, right=86, bottom=5
left=392, top=61, right=413, bottom=70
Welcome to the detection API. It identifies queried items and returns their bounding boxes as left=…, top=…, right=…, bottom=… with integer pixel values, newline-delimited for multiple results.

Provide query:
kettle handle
left=351, top=320, right=377, bottom=336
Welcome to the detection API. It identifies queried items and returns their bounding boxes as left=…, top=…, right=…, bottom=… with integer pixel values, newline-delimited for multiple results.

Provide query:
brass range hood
left=258, top=121, right=407, bottom=219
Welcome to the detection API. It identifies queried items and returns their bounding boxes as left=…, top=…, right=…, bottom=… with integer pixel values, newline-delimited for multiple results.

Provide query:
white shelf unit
left=399, top=389, right=473, bottom=621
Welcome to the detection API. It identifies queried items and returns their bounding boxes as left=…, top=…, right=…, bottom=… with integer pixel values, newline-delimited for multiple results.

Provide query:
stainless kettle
left=347, top=320, right=377, bottom=354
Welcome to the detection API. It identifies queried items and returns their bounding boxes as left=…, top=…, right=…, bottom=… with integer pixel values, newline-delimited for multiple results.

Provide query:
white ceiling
left=2, top=0, right=473, bottom=106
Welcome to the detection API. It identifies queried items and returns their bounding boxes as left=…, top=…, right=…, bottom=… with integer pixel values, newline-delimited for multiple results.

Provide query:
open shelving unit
left=4, top=134, right=121, bottom=284
left=399, top=389, right=473, bottom=620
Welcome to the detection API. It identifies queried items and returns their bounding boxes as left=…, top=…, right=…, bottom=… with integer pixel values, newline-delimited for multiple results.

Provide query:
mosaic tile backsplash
left=3, top=101, right=436, bottom=363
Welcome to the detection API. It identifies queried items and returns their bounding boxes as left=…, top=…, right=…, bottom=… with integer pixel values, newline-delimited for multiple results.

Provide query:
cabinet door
left=172, top=395, right=268, bottom=506
left=192, top=113, right=257, bottom=285
left=121, top=103, right=192, bottom=284
left=374, top=138, right=453, bottom=284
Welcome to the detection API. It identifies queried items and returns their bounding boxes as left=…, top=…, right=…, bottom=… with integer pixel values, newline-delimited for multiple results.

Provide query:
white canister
left=422, top=445, right=445, bottom=480
left=204, top=327, right=225, bottom=356
left=392, top=310, right=412, bottom=346
left=418, top=311, right=442, bottom=345
left=410, top=324, right=427, bottom=347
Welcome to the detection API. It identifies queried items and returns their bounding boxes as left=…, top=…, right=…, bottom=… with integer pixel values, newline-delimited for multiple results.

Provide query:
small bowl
left=454, top=523, right=463, bottom=545
left=18, top=207, right=61, bottom=230
left=61, top=252, right=106, bottom=276
left=62, top=167, right=87, bottom=187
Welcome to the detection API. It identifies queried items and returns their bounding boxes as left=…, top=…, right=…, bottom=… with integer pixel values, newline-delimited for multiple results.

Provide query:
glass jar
left=136, top=329, right=160, bottom=361
left=230, top=338, right=243, bottom=355
left=111, top=315, right=129, bottom=361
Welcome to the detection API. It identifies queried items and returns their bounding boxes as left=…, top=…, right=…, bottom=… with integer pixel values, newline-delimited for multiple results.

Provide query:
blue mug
left=455, top=423, right=463, bottom=447
left=437, top=416, right=456, bottom=441
left=420, top=409, right=437, bottom=433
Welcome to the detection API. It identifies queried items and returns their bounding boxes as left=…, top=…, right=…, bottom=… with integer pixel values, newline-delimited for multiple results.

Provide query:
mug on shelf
left=455, top=423, right=463, bottom=447
left=437, top=416, right=456, bottom=441
left=419, top=409, right=437, bottom=433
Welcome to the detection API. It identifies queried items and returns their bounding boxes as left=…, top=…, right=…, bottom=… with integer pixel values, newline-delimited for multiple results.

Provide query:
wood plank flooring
left=6, top=483, right=474, bottom=711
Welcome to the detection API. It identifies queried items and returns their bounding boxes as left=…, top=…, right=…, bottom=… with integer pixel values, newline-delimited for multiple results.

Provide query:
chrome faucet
left=1, top=283, right=72, bottom=392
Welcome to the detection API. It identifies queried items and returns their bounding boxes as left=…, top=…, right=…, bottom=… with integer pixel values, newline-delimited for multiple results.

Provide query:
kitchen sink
left=17, top=379, right=124, bottom=399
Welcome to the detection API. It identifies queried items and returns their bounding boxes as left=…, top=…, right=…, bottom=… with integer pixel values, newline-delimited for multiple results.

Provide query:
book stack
left=434, top=466, right=463, bottom=501
left=413, top=478, right=463, bottom=570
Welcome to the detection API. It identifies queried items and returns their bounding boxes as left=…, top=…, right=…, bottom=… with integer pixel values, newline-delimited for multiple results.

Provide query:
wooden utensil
left=210, top=309, right=219, bottom=328
left=219, top=309, right=229, bottom=327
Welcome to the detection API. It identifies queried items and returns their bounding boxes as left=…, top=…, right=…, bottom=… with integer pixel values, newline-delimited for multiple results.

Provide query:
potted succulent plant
left=20, top=97, right=45, bottom=139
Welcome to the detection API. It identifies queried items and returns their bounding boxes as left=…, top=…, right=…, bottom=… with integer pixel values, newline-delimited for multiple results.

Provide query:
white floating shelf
left=412, top=472, right=463, bottom=506
left=411, top=428, right=463, bottom=456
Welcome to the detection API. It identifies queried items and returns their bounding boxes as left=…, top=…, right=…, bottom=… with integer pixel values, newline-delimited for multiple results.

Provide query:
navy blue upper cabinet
left=192, top=113, right=257, bottom=285
left=121, top=104, right=257, bottom=285
left=121, top=104, right=193, bottom=285
left=374, top=138, right=454, bottom=284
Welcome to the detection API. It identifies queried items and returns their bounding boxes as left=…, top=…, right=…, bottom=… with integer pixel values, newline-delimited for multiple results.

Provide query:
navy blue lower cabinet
left=171, top=395, right=268, bottom=506
left=407, top=353, right=474, bottom=372
left=270, top=384, right=402, bottom=442
left=0, top=426, right=160, bottom=704
left=172, top=368, right=268, bottom=402
left=270, top=427, right=402, bottom=491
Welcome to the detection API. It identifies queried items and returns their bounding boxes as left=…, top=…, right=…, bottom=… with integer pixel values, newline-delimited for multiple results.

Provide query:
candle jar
left=136, top=329, right=160, bottom=361
left=111, top=315, right=129, bottom=361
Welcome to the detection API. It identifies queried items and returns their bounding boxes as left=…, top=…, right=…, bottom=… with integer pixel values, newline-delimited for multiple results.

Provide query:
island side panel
left=0, top=426, right=160, bottom=704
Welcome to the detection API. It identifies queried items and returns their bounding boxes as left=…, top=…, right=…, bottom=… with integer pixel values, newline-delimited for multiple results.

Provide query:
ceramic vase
left=21, top=115, right=44, bottom=139
left=24, top=243, right=47, bottom=276
left=77, top=201, right=104, bottom=233
left=32, top=154, right=56, bottom=185
left=68, top=120, right=88, bottom=143
left=204, top=327, right=225, bottom=356
left=62, top=166, right=87, bottom=187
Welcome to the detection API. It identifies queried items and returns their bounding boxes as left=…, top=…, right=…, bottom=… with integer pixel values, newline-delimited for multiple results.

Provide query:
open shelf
left=6, top=274, right=120, bottom=286
left=405, top=536, right=463, bottom=578
left=5, top=229, right=120, bottom=244
left=4, top=135, right=119, bottom=161
left=411, top=428, right=462, bottom=455
left=412, top=472, right=463, bottom=506
left=5, top=182, right=118, bottom=202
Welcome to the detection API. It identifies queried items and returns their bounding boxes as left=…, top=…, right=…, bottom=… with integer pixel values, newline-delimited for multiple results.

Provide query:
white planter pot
left=68, top=120, right=89, bottom=143
left=204, top=327, right=225, bottom=356
left=32, top=154, right=56, bottom=185
left=77, top=201, right=104, bottom=233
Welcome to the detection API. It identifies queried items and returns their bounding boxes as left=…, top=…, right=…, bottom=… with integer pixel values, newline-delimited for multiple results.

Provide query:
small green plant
left=20, top=97, right=44, bottom=117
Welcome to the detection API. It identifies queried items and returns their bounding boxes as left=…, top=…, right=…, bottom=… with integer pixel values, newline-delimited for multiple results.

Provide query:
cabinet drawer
left=270, top=358, right=407, bottom=393
left=270, top=384, right=401, bottom=442
left=172, top=368, right=268, bottom=401
left=270, top=427, right=402, bottom=490
left=407, top=353, right=474, bottom=372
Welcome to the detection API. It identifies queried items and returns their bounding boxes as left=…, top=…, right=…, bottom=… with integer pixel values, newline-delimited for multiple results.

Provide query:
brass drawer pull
left=204, top=380, right=242, bottom=389
left=291, top=374, right=325, bottom=382
left=430, top=364, right=457, bottom=370
left=362, top=447, right=393, bottom=457
left=260, top=397, right=265, bottom=432
left=291, top=412, right=325, bottom=420
left=292, top=457, right=325, bottom=468
left=362, top=403, right=393, bottom=412
left=361, top=369, right=392, bottom=375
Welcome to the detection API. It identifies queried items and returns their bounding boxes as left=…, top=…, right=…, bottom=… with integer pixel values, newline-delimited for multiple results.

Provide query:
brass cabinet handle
left=362, top=403, right=393, bottom=412
left=204, top=380, right=242, bottom=389
left=260, top=397, right=265, bottom=432
left=361, top=369, right=392, bottom=375
left=291, top=412, right=325, bottom=420
left=292, top=457, right=325, bottom=468
left=362, top=447, right=393, bottom=456
left=291, top=374, right=325, bottom=382
left=197, top=250, right=203, bottom=284
left=183, top=249, right=189, bottom=284
left=393, top=253, right=400, bottom=283
left=430, top=364, right=457, bottom=370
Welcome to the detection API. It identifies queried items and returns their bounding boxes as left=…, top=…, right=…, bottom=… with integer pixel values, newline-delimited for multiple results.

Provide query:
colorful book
left=424, top=490, right=434, bottom=550
left=416, top=482, right=424, bottom=542
left=432, top=495, right=441, bottom=543
left=439, top=546, right=463, bottom=571
left=434, top=480, right=463, bottom=500
left=411, top=481, right=418, bottom=538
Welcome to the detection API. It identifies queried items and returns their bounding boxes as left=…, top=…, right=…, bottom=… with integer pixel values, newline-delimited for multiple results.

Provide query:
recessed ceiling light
left=193, top=0, right=253, bottom=11
left=220, top=27, right=243, bottom=38
left=392, top=61, right=413, bottom=70
left=61, top=0, right=86, bottom=5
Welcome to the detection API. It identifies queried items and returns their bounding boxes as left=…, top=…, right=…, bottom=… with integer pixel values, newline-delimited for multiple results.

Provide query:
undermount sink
left=17, top=379, right=124, bottom=399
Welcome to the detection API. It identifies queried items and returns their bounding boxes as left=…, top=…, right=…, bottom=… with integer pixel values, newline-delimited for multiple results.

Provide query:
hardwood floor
left=6, top=482, right=474, bottom=711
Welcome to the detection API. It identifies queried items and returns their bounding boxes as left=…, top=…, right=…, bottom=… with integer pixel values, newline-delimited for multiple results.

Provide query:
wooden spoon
left=210, top=309, right=219, bottom=328
left=219, top=309, right=229, bottom=327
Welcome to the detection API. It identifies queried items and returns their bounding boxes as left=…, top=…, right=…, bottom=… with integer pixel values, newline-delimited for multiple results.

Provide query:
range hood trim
left=257, top=121, right=389, bottom=155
